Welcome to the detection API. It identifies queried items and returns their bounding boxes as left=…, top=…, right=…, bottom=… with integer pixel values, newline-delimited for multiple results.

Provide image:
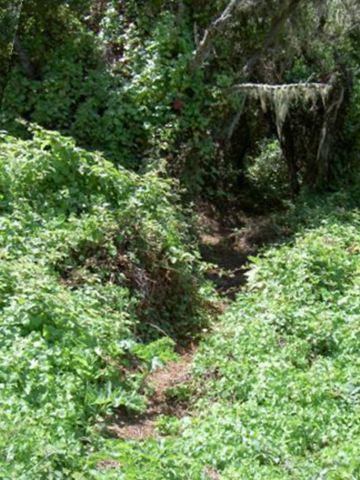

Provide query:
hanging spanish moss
left=233, top=82, right=333, bottom=139
left=232, top=78, right=345, bottom=191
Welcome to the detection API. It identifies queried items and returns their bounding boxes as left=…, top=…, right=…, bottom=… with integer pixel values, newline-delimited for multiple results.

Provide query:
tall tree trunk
left=13, top=34, right=35, bottom=78
left=0, top=0, right=23, bottom=100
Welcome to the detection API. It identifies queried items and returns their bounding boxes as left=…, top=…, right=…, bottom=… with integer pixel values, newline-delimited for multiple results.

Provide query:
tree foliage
left=1, top=0, right=359, bottom=194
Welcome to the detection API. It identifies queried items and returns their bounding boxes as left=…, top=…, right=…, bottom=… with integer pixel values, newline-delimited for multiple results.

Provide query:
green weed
left=0, top=126, right=207, bottom=479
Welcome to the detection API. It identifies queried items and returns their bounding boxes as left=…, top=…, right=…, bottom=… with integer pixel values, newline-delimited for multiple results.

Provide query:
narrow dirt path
left=198, top=202, right=281, bottom=299
left=106, top=203, right=283, bottom=442
left=107, top=348, right=195, bottom=440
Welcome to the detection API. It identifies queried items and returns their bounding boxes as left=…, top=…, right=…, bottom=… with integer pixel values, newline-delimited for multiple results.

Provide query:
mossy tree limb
left=232, top=77, right=346, bottom=192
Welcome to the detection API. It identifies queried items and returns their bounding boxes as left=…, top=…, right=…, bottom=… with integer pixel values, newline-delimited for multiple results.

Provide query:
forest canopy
left=1, top=0, right=360, bottom=193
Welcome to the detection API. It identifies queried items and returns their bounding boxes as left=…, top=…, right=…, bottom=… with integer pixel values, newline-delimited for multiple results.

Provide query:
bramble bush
left=2, top=8, right=205, bottom=172
left=0, top=126, right=208, bottom=479
left=0, top=3, right=239, bottom=193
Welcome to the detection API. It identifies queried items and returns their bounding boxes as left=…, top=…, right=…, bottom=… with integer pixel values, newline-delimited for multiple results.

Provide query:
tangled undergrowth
left=91, top=192, right=360, bottom=479
left=1, top=2, right=360, bottom=479
left=0, top=126, right=209, bottom=479
left=0, top=127, right=359, bottom=479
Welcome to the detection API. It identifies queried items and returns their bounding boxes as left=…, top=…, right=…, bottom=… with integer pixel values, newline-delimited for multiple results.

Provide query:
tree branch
left=190, top=0, right=260, bottom=71
left=243, top=0, right=303, bottom=75
left=232, top=82, right=330, bottom=91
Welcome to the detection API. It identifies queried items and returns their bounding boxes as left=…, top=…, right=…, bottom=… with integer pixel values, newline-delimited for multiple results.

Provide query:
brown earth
left=107, top=347, right=195, bottom=440
left=105, top=202, right=286, bottom=442
left=198, top=201, right=282, bottom=298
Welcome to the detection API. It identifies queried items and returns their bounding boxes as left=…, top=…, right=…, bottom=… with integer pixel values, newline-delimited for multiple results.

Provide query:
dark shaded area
left=197, top=201, right=286, bottom=298
left=0, top=1, right=22, bottom=101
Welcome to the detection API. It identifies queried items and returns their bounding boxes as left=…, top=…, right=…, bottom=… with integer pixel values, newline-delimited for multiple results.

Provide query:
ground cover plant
left=92, top=191, right=360, bottom=479
left=0, top=126, right=207, bottom=479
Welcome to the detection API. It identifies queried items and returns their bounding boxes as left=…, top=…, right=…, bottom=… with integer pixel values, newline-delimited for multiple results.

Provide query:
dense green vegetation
left=0, top=128, right=207, bottom=478
left=2, top=1, right=360, bottom=192
left=0, top=1, right=359, bottom=479
left=95, top=192, right=360, bottom=479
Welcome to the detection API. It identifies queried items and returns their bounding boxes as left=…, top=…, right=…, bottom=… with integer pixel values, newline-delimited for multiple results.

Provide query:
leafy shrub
left=101, top=192, right=360, bottom=479
left=244, top=137, right=290, bottom=205
left=2, top=10, right=199, bottom=172
left=1, top=4, right=234, bottom=193
left=0, top=126, right=208, bottom=478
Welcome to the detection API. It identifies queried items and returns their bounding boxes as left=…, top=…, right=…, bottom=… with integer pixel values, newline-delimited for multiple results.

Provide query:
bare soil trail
left=198, top=202, right=282, bottom=299
left=107, top=347, right=195, bottom=440
left=106, top=202, right=285, bottom=442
